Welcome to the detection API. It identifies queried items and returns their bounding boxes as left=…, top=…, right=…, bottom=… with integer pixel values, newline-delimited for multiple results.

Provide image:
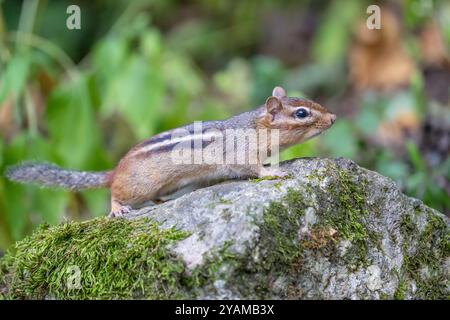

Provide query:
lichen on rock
left=0, top=158, right=449, bottom=299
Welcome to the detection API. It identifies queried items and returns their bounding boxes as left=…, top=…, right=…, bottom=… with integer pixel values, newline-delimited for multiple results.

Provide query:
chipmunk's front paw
left=108, top=205, right=132, bottom=218
left=258, top=167, right=291, bottom=179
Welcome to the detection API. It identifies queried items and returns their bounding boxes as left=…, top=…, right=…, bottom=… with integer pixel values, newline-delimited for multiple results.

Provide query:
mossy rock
left=1, top=158, right=449, bottom=299
left=0, top=218, right=190, bottom=299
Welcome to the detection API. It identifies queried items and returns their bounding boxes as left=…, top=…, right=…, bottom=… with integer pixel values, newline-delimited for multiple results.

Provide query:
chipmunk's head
left=258, top=86, right=336, bottom=148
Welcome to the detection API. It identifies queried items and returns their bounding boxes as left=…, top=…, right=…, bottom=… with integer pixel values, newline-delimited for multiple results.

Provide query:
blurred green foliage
left=0, top=0, right=449, bottom=251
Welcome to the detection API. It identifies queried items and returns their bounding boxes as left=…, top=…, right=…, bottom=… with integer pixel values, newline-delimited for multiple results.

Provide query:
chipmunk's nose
left=329, top=113, right=337, bottom=124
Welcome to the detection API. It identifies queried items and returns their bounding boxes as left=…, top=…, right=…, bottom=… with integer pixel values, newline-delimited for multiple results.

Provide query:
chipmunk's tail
left=5, top=162, right=113, bottom=190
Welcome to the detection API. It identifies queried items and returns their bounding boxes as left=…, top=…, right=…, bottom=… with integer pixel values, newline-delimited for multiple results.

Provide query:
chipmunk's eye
left=295, top=108, right=309, bottom=119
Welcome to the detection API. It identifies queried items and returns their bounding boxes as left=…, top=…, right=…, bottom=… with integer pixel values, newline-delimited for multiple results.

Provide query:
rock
left=0, top=158, right=448, bottom=299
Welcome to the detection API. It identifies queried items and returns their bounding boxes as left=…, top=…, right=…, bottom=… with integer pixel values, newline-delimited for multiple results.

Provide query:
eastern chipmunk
left=6, top=86, right=336, bottom=217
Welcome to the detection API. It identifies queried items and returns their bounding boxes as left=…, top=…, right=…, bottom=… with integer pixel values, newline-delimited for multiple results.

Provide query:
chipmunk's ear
left=265, top=96, right=282, bottom=116
left=272, top=86, right=287, bottom=99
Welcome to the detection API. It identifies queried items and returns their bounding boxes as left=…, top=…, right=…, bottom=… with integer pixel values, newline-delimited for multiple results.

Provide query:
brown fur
left=257, top=96, right=335, bottom=150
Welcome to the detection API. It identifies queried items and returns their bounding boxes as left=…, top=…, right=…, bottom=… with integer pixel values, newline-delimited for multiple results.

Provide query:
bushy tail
left=5, top=162, right=113, bottom=190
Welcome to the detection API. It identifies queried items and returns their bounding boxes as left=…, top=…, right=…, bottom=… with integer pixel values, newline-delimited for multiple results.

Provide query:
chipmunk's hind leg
left=109, top=197, right=132, bottom=218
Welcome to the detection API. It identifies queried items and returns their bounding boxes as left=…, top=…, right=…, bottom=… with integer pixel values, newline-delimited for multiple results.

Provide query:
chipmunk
left=6, top=86, right=336, bottom=217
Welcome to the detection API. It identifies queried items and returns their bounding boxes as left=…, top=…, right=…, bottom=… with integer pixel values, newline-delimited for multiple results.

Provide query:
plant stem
left=17, top=0, right=40, bottom=52
left=6, top=31, right=79, bottom=80
left=24, top=88, right=37, bottom=136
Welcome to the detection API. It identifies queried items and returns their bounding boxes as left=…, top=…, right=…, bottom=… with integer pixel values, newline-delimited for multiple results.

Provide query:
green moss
left=235, top=163, right=378, bottom=296
left=399, top=210, right=449, bottom=299
left=312, top=164, right=376, bottom=268
left=185, top=188, right=310, bottom=299
left=394, top=279, right=406, bottom=300
left=249, top=173, right=293, bottom=183
left=219, top=197, right=232, bottom=205
left=273, top=181, right=283, bottom=190
left=217, top=162, right=382, bottom=298
left=379, top=292, right=390, bottom=300
left=258, top=188, right=306, bottom=270
left=0, top=218, right=189, bottom=299
left=186, top=241, right=236, bottom=288
left=249, top=176, right=281, bottom=183
left=187, top=185, right=316, bottom=298
left=400, top=213, right=416, bottom=233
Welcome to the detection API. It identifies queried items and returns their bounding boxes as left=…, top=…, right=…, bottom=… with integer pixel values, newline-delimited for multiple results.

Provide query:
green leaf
left=93, top=36, right=129, bottom=84
left=281, top=139, right=317, bottom=161
left=141, top=29, right=163, bottom=60
left=285, top=63, right=343, bottom=95
left=250, top=57, right=285, bottom=104
left=102, top=54, right=165, bottom=139
left=81, top=189, right=109, bottom=218
left=405, top=140, right=426, bottom=172
left=1, top=133, right=72, bottom=240
left=404, top=0, right=434, bottom=28
left=405, top=172, right=426, bottom=197
left=322, top=119, right=358, bottom=158
left=214, top=58, right=251, bottom=105
left=162, top=52, right=203, bottom=96
left=410, top=71, right=426, bottom=115
left=2, top=134, right=32, bottom=242
left=45, top=74, right=104, bottom=169
left=0, top=179, right=13, bottom=249
left=375, top=152, right=408, bottom=182
left=312, top=0, right=362, bottom=65
left=0, top=140, right=3, bottom=167
left=356, top=103, right=381, bottom=136
left=0, top=54, right=31, bottom=104
left=2, top=182, right=28, bottom=242
left=30, top=189, right=69, bottom=225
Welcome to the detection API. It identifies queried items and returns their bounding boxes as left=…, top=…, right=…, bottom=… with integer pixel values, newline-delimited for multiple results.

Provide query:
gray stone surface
left=126, top=157, right=449, bottom=299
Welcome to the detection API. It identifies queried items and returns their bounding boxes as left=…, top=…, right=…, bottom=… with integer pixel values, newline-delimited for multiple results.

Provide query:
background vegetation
left=0, top=0, right=449, bottom=252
